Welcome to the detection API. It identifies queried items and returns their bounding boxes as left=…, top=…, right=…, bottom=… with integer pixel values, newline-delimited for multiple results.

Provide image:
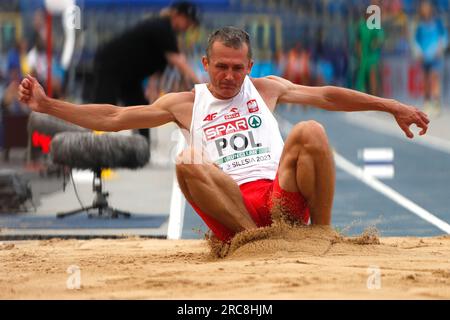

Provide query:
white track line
left=276, top=114, right=450, bottom=234
left=334, top=152, right=450, bottom=234
left=167, top=130, right=187, bottom=240
left=167, top=176, right=186, bottom=240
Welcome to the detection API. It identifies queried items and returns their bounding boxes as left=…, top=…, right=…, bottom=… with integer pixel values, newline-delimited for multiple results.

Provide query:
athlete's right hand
left=18, top=75, right=47, bottom=112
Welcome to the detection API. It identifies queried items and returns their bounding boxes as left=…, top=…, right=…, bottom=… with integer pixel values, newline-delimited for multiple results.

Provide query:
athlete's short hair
left=206, top=26, right=252, bottom=60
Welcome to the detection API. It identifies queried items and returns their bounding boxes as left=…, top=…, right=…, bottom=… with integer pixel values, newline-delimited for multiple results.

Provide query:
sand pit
left=1, top=222, right=449, bottom=299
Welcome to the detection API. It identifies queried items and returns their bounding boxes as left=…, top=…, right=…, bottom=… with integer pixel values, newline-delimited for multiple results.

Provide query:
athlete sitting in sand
left=18, top=27, right=429, bottom=242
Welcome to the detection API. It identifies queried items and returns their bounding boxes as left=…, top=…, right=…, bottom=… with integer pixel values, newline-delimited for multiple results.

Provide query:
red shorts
left=188, top=174, right=310, bottom=242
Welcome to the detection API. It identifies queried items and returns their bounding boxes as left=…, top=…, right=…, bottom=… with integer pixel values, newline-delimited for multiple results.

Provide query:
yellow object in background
left=94, top=132, right=116, bottom=179
left=20, top=55, right=30, bottom=75
left=101, top=168, right=117, bottom=180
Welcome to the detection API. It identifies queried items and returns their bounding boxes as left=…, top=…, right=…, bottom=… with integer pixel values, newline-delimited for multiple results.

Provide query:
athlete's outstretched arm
left=18, top=75, right=178, bottom=132
left=266, top=75, right=430, bottom=139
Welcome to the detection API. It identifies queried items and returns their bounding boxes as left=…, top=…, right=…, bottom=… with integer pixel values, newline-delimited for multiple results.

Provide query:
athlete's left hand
left=392, top=103, right=429, bottom=139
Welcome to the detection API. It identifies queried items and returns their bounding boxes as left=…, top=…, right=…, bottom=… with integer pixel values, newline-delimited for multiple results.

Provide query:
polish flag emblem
left=247, top=99, right=259, bottom=113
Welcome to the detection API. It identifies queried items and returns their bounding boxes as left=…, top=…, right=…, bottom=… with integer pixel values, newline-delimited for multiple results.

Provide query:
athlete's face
left=202, top=41, right=253, bottom=100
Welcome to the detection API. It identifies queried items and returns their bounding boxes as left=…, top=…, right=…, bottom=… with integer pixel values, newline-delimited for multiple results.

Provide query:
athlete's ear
left=201, top=55, right=209, bottom=72
left=247, top=59, right=254, bottom=75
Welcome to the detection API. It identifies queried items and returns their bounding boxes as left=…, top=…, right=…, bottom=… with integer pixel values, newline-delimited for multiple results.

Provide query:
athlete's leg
left=175, top=147, right=258, bottom=233
left=277, top=120, right=335, bottom=225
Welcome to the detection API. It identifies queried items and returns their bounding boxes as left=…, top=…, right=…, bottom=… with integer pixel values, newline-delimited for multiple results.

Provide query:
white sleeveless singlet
left=189, top=76, right=284, bottom=186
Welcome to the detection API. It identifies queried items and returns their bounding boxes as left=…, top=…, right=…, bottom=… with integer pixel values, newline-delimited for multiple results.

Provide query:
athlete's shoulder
left=252, top=75, right=288, bottom=86
left=174, top=90, right=195, bottom=101
left=155, top=91, right=194, bottom=112
left=251, top=75, right=289, bottom=94
left=160, top=90, right=194, bottom=103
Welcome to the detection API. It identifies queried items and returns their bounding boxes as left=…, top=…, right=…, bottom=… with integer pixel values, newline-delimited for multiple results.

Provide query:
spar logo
left=248, top=115, right=262, bottom=128
left=204, top=118, right=248, bottom=141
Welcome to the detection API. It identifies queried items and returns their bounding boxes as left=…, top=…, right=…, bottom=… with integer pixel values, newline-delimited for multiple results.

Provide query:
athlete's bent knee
left=292, top=120, right=329, bottom=154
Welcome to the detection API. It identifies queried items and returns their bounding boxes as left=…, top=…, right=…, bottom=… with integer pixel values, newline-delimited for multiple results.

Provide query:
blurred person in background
left=1, top=71, right=30, bottom=117
left=2, top=39, right=31, bottom=116
left=281, top=43, right=311, bottom=111
left=6, top=39, right=30, bottom=78
left=30, top=10, right=47, bottom=47
left=313, top=28, right=334, bottom=86
left=355, top=0, right=385, bottom=96
left=282, top=43, right=311, bottom=87
left=1, top=42, right=31, bottom=160
left=90, top=1, right=200, bottom=152
left=413, top=0, right=448, bottom=116
left=26, top=36, right=64, bottom=99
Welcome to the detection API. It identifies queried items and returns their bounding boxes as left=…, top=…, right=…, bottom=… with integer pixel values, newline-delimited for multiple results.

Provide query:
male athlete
left=18, top=27, right=429, bottom=242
